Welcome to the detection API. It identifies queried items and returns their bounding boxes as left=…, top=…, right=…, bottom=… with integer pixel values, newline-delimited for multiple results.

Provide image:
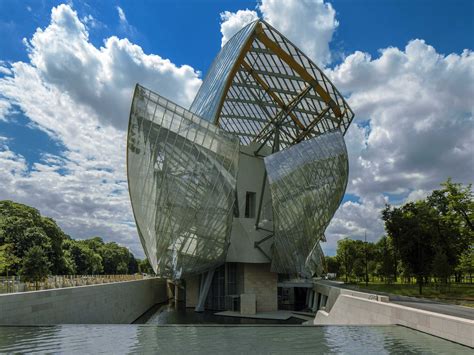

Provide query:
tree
left=325, top=256, right=340, bottom=275
left=128, top=252, right=139, bottom=274
left=40, top=217, right=66, bottom=274
left=64, top=240, right=103, bottom=275
left=0, top=201, right=66, bottom=275
left=99, top=242, right=131, bottom=274
left=20, top=246, right=50, bottom=290
left=375, top=236, right=396, bottom=283
left=383, top=201, right=438, bottom=294
left=336, top=239, right=357, bottom=283
left=0, top=243, right=20, bottom=276
left=457, top=247, right=474, bottom=283
left=138, top=258, right=154, bottom=274
left=428, top=180, right=473, bottom=280
left=432, top=250, right=451, bottom=289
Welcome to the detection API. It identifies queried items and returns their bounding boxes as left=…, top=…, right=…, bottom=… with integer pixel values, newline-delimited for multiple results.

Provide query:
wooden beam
left=255, top=29, right=342, bottom=118
left=241, top=60, right=305, bottom=131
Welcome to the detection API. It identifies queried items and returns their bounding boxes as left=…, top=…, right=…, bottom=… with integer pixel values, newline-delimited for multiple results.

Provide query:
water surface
left=0, top=325, right=470, bottom=354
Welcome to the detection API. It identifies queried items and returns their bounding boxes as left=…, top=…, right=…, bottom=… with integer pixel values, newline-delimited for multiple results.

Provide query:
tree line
left=0, top=200, right=154, bottom=284
left=325, top=179, right=473, bottom=294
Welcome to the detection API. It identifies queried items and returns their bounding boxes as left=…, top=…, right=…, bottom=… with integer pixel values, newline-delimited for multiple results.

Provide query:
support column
left=195, top=268, right=215, bottom=312
left=308, top=290, right=314, bottom=308
left=174, top=283, right=179, bottom=305
left=311, top=292, right=318, bottom=312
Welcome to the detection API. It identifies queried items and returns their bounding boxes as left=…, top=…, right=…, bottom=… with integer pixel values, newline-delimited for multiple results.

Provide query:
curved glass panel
left=127, top=85, right=240, bottom=279
left=264, top=131, right=348, bottom=276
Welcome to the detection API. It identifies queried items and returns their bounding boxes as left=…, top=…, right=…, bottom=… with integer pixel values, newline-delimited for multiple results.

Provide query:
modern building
left=127, top=20, right=354, bottom=313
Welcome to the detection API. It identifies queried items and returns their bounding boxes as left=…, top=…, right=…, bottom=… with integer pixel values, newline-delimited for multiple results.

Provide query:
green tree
left=20, top=246, right=50, bottom=290
left=457, top=247, right=474, bottom=283
left=64, top=240, right=103, bottom=275
left=99, top=242, right=131, bottom=274
left=0, top=243, right=20, bottom=292
left=40, top=217, right=66, bottom=274
left=336, top=239, right=357, bottom=283
left=138, top=258, right=154, bottom=274
left=375, top=236, right=396, bottom=283
left=383, top=201, right=440, bottom=294
left=324, top=256, right=340, bottom=275
left=128, top=252, right=139, bottom=274
left=428, top=180, right=473, bottom=281
left=0, top=201, right=66, bottom=275
left=432, top=250, right=451, bottom=289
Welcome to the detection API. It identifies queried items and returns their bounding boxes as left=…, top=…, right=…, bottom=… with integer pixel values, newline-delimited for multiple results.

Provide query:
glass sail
left=264, top=131, right=348, bottom=276
left=127, top=85, right=240, bottom=279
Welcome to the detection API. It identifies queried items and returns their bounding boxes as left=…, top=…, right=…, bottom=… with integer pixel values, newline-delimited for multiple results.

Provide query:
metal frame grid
left=190, top=20, right=354, bottom=150
left=127, top=85, right=240, bottom=279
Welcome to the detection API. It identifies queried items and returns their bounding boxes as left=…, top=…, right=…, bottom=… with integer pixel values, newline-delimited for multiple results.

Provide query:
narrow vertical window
left=245, top=191, right=256, bottom=218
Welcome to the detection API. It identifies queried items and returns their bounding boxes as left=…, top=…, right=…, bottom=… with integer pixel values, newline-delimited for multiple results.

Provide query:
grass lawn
left=347, top=281, right=474, bottom=308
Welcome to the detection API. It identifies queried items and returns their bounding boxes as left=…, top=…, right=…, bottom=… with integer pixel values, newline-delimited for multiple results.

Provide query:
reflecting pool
left=0, top=325, right=471, bottom=354
left=134, top=303, right=304, bottom=325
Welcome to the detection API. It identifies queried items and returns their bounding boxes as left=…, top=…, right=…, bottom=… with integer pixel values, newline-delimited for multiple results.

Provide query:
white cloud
left=322, top=40, right=474, bottom=252
left=116, top=6, right=127, bottom=24
left=330, top=40, right=474, bottom=197
left=0, top=4, right=203, bottom=257
left=116, top=6, right=137, bottom=37
left=20, top=4, right=201, bottom=131
left=259, top=0, right=338, bottom=66
left=220, top=9, right=258, bottom=47
left=219, top=0, right=338, bottom=66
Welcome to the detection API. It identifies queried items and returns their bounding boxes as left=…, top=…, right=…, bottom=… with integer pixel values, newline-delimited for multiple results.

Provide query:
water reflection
left=0, top=325, right=471, bottom=354
left=134, top=302, right=303, bottom=325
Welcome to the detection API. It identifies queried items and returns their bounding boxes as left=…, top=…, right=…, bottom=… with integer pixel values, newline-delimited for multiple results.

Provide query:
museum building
left=127, top=20, right=354, bottom=313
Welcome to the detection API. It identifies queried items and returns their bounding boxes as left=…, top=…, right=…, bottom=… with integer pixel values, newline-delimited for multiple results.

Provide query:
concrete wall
left=0, top=278, right=168, bottom=325
left=243, top=263, right=277, bottom=312
left=313, top=282, right=474, bottom=348
left=226, top=143, right=274, bottom=263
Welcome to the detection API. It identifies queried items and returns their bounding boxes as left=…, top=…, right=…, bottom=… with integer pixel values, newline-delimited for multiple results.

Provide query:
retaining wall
left=0, top=278, right=168, bottom=325
left=313, top=281, right=474, bottom=347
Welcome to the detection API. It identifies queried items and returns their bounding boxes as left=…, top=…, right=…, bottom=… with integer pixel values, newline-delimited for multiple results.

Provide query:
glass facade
left=264, top=131, right=348, bottom=276
left=127, top=19, right=354, bottom=279
left=127, top=85, right=240, bottom=279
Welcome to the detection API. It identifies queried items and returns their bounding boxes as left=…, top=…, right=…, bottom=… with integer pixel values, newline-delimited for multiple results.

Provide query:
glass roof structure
left=190, top=20, right=354, bottom=149
left=127, top=20, right=354, bottom=278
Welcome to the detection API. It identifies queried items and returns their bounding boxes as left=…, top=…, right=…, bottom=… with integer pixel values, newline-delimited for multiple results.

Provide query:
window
left=244, top=191, right=256, bottom=218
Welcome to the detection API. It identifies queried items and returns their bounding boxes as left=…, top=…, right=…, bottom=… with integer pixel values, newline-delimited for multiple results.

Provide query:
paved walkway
left=319, top=280, right=474, bottom=320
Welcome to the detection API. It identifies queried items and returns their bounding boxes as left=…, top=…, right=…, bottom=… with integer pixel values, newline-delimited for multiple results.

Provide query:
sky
left=0, top=0, right=473, bottom=258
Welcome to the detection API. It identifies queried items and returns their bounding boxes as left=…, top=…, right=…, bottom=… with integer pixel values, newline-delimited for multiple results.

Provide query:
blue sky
left=0, top=0, right=472, bottom=257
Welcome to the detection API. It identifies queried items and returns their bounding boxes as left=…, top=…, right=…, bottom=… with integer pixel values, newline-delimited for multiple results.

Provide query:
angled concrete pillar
left=195, top=268, right=215, bottom=312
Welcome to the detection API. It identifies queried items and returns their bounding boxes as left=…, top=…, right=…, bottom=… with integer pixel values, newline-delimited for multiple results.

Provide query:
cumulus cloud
left=220, top=9, right=258, bottom=47
left=259, top=0, right=338, bottom=66
left=219, top=0, right=338, bottom=66
left=22, top=4, right=201, bottom=130
left=330, top=40, right=474, bottom=197
left=0, top=4, right=203, bottom=257
left=323, top=40, right=474, bottom=250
